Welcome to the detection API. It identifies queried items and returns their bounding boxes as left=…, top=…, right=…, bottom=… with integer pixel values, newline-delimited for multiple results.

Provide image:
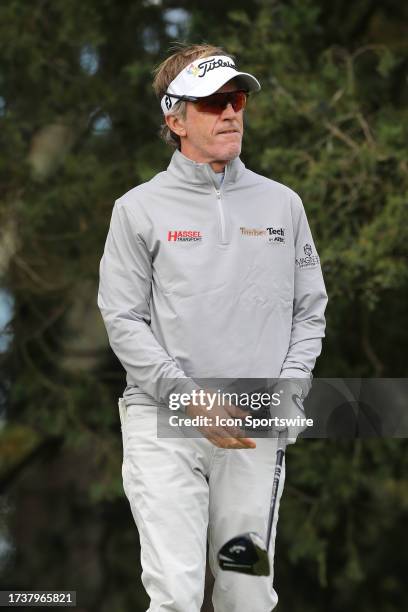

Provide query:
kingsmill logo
left=296, top=243, right=320, bottom=269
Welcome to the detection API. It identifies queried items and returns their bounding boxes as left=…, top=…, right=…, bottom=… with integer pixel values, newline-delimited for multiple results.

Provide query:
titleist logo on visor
left=192, top=57, right=236, bottom=78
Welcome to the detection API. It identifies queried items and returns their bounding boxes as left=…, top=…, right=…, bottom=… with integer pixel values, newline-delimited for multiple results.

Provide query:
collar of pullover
left=167, top=148, right=245, bottom=189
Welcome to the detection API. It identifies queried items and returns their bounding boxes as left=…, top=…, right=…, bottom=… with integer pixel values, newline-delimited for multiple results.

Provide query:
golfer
left=97, top=43, right=327, bottom=612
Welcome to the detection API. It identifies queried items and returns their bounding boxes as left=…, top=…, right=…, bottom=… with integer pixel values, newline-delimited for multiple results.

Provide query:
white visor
left=160, top=55, right=261, bottom=115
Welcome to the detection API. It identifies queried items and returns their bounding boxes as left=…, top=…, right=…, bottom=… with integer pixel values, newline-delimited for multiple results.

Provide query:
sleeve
left=279, top=192, right=328, bottom=396
left=97, top=199, right=199, bottom=406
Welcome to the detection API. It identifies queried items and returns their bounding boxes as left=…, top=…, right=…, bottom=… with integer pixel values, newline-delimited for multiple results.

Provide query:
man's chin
left=215, top=143, right=242, bottom=161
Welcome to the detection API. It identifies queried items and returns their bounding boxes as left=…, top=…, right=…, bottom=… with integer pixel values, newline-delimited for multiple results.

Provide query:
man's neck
left=210, top=161, right=227, bottom=173
left=178, top=148, right=227, bottom=173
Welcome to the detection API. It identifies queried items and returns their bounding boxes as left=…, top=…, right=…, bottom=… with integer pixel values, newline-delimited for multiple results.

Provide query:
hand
left=270, top=381, right=308, bottom=445
left=185, top=390, right=256, bottom=450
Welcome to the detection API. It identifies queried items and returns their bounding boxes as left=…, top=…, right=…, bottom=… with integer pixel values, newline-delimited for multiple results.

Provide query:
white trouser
left=118, top=398, right=286, bottom=612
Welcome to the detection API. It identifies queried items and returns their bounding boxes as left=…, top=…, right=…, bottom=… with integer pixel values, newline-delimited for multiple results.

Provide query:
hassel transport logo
left=167, top=230, right=203, bottom=242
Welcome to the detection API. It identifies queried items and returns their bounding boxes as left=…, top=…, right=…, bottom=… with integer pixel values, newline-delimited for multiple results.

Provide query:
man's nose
left=221, top=102, right=237, bottom=118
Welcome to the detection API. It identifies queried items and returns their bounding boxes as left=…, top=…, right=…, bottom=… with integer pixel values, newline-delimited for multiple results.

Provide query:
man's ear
left=165, top=113, right=187, bottom=138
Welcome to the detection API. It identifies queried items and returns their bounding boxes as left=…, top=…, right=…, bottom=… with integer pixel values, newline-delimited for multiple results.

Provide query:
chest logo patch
left=167, top=230, right=203, bottom=242
left=240, top=226, right=286, bottom=245
left=296, top=243, right=320, bottom=269
left=266, top=226, right=286, bottom=245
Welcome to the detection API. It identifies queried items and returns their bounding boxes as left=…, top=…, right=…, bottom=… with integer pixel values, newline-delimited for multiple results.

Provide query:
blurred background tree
left=0, top=0, right=407, bottom=610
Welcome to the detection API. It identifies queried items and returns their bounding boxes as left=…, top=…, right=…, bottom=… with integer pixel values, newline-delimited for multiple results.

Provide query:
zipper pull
left=215, top=190, right=221, bottom=198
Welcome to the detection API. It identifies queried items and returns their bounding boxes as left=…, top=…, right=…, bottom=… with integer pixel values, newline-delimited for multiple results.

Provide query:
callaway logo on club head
left=229, top=544, right=246, bottom=553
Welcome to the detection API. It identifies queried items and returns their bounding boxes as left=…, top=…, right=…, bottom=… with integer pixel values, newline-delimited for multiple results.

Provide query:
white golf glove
left=270, top=380, right=309, bottom=445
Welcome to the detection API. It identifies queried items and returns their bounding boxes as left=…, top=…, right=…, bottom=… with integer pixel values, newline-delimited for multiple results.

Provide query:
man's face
left=167, top=79, right=245, bottom=167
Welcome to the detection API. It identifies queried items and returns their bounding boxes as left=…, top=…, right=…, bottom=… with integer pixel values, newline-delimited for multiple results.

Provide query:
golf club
left=217, top=432, right=286, bottom=576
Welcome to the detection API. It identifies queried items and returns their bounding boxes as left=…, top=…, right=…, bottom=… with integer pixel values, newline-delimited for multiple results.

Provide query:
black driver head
left=217, top=531, right=270, bottom=576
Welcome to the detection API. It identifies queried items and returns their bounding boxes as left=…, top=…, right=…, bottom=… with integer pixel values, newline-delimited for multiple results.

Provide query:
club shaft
left=265, top=447, right=285, bottom=549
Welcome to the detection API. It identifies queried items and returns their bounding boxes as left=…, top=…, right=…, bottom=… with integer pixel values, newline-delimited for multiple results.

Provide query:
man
left=97, top=43, right=327, bottom=612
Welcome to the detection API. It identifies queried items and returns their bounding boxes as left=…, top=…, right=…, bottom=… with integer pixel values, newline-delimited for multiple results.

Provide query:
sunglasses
left=166, top=90, right=248, bottom=114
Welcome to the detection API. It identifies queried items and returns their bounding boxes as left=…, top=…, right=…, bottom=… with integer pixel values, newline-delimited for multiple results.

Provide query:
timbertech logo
left=167, top=230, right=203, bottom=242
left=240, top=226, right=286, bottom=245
left=266, top=227, right=285, bottom=245
left=240, top=227, right=266, bottom=236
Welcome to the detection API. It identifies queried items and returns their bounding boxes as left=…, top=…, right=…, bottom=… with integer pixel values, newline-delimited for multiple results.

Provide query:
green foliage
left=0, top=424, right=42, bottom=479
left=277, top=439, right=408, bottom=610
left=223, top=1, right=408, bottom=377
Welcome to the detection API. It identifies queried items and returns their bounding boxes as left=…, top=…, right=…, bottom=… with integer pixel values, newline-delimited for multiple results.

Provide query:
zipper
left=208, top=163, right=229, bottom=245
left=215, top=188, right=228, bottom=244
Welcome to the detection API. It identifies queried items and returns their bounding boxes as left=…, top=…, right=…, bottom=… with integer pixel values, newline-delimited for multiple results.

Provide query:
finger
left=219, top=436, right=256, bottom=449
left=207, top=425, right=257, bottom=449
left=238, top=436, right=256, bottom=448
left=217, top=438, right=244, bottom=449
left=207, top=436, right=245, bottom=449
left=208, top=429, right=243, bottom=448
left=204, top=430, right=237, bottom=448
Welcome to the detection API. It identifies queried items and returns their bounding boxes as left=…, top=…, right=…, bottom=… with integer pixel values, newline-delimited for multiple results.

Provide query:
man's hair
left=152, top=42, right=232, bottom=149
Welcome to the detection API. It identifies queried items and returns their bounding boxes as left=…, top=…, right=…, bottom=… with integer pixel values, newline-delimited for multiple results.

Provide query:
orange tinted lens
left=195, top=91, right=247, bottom=113
left=230, top=91, right=247, bottom=112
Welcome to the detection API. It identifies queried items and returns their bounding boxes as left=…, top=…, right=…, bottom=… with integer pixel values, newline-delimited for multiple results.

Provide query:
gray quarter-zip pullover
left=97, top=149, right=328, bottom=407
